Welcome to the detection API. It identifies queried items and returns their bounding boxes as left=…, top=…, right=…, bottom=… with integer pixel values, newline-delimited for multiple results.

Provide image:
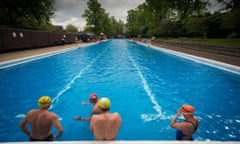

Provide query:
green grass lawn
left=157, top=38, right=240, bottom=48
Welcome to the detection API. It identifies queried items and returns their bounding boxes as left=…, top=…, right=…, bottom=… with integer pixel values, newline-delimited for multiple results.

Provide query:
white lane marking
left=128, top=51, right=164, bottom=122
left=51, top=48, right=107, bottom=109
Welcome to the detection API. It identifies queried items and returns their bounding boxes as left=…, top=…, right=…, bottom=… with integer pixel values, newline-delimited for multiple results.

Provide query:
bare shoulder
left=112, top=112, right=121, bottom=119
left=27, top=109, right=38, bottom=116
left=49, top=111, right=58, bottom=118
left=90, top=114, right=98, bottom=122
left=28, top=109, right=37, bottom=113
left=112, top=112, right=120, bottom=116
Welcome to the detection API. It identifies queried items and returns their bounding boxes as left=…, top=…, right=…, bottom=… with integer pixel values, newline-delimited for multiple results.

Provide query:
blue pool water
left=0, top=40, right=240, bottom=142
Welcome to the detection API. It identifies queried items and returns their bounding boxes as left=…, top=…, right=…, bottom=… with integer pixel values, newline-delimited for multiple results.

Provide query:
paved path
left=0, top=43, right=84, bottom=62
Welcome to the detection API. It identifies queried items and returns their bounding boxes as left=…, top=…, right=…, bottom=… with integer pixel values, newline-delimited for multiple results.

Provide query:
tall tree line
left=126, top=0, right=240, bottom=38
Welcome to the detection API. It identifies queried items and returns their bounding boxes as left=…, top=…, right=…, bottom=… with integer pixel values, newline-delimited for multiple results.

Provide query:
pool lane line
left=127, top=50, right=164, bottom=122
left=51, top=47, right=108, bottom=109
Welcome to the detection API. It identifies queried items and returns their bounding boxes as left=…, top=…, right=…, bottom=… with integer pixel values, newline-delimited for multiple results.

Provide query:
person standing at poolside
left=19, top=96, right=63, bottom=141
left=90, top=97, right=121, bottom=140
left=74, top=93, right=100, bottom=121
left=170, top=104, right=199, bottom=140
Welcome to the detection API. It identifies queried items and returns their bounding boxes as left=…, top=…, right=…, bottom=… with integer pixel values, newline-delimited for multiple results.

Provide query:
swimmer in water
left=90, top=97, right=121, bottom=140
left=170, top=104, right=199, bottom=140
left=19, top=96, right=63, bottom=141
left=74, top=93, right=100, bottom=121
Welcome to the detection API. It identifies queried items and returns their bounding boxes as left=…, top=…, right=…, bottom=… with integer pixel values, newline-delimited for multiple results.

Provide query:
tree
left=66, top=24, right=79, bottom=33
left=126, top=3, right=151, bottom=37
left=182, top=16, right=208, bottom=37
left=218, top=0, right=240, bottom=37
left=108, top=16, right=125, bottom=38
left=126, top=9, right=139, bottom=37
left=82, top=0, right=125, bottom=37
left=82, top=0, right=107, bottom=35
left=173, top=0, right=208, bottom=20
left=0, top=0, right=55, bottom=29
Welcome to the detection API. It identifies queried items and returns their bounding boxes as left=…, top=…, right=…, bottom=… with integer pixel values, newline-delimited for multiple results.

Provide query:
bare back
left=26, top=109, right=57, bottom=139
left=172, top=116, right=198, bottom=140
left=90, top=112, right=121, bottom=140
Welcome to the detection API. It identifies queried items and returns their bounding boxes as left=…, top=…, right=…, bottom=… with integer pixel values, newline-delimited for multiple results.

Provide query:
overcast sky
left=51, top=0, right=145, bottom=31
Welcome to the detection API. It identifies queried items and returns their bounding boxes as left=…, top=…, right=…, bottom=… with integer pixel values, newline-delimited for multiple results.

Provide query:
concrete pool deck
left=0, top=43, right=85, bottom=62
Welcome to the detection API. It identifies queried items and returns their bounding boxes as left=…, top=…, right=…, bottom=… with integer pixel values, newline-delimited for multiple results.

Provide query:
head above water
left=89, top=93, right=98, bottom=104
left=38, top=96, right=51, bottom=109
left=98, top=97, right=111, bottom=111
left=181, top=104, right=195, bottom=115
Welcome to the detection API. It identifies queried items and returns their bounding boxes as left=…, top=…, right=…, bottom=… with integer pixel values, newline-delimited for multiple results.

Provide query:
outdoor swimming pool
left=0, top=40, right=239, bottom=142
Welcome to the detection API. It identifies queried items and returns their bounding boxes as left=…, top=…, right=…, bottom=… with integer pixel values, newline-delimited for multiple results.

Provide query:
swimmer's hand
left=74, top=116, right=82, bottom=121
left=81, top=101, right=91, bottom=105
left=74, top=116, right=89, bottom=121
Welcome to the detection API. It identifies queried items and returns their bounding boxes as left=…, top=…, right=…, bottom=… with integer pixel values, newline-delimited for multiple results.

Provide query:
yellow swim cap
left=98, top=97, right=110, bottom=110
left=38, top=96, right=51, bottom=109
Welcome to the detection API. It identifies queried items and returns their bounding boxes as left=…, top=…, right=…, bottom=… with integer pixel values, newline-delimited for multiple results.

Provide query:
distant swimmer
left=170, top=104, right=199, bottom=140
left=19, top=96, right=63, bottom=141
left=74, top=93, right=100, bottom=121
left=90, top=97, right=121, bottom=140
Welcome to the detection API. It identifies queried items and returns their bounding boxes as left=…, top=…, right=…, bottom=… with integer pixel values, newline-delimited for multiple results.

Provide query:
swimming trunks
left=30, top=134, right=54, bottom=141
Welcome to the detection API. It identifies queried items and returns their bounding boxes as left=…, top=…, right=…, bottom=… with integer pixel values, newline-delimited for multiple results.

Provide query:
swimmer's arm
left=116, top=113, right=122, bottom=128
left=74, top=116, right=90, bottom=121
left=74, top=110, right=100, bottom=122
left=170, top=115, right=179, bottom=128
left=52, top=114, right=63, bottom=139
left=81, top=101, right=91, bottom=105
left=90, top=116, right=95, bottom=132
left=170, top=109, right=182, bottom=129
left=19, top=116, right=31, bottom=136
